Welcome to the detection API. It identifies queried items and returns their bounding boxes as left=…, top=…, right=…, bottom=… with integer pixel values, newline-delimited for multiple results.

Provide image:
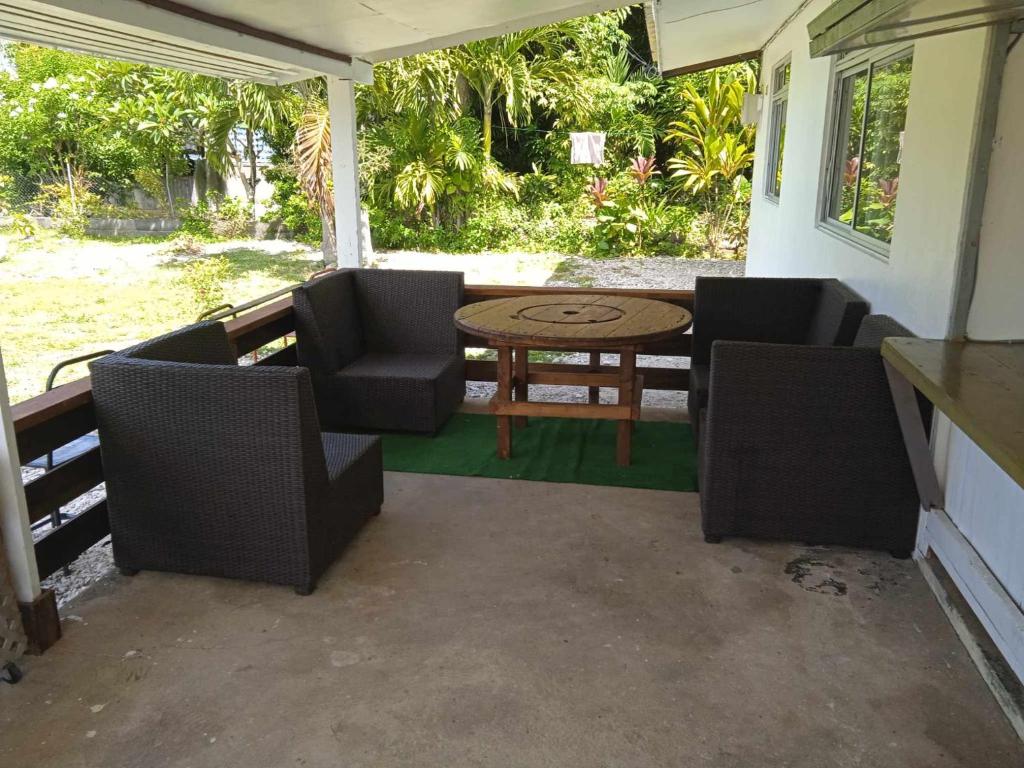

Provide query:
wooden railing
left=11, top=283, right=693, bottom=581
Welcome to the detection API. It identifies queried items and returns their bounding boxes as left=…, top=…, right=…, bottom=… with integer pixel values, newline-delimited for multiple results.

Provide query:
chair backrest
left=292, top=270, right=364, bottom=373
left=692, top=277, right=824, bottom=365
left=805, top=279, right=869, bottom=346
left=353, top=268, right=464, bottom=355
left=117, top=320, right=237, bottom=365
left=853, top=314, right=915, bottom=349
left=90, top=330, right=328, bottom=539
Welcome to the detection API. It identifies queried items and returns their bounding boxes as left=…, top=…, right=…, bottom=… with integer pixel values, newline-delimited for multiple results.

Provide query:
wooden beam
left=662, top=49, right=762, bottom=78
left=490, top=398, right=632, bottom=421
left=23, top=445, right=103, bottom=525
left=33, top=498, right=109, bottom=581
left=18, top=588, right=60, bottom=654
left=25, top=0, right=369, bottom=81
left=466, top=359, right=689, bottom=391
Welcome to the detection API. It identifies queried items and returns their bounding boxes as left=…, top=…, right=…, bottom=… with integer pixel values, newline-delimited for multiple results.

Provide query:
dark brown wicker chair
left=292, top=268, right=465, bottom=433
left=698, top=315, right=928, bottom=557
left=89, top=321, right=383, bottom=595
left=689, top=277, right=869, bottom=440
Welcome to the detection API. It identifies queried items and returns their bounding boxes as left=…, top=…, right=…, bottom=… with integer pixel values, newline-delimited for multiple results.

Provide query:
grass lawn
left=0, top=232, right=321, bottom=404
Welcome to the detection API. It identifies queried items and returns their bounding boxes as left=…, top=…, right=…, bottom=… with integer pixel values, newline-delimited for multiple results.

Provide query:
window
left=764, top=57, right=790, bottom=201
left=822, top=46, right=913, bottom=249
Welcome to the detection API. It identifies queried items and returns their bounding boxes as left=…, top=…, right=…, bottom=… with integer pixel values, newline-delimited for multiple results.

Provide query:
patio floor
left=2, top=472, right=1022, bottom=767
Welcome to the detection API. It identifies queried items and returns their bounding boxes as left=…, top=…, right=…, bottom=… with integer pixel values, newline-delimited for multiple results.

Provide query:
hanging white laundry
left=569, top=132, right=606, bottom=166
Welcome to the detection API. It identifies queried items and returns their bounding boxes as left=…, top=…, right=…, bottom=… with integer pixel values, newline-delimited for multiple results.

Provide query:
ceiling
left=651, top=0, right=800, bottom=74
left=0, top=0, right=634, bottom=83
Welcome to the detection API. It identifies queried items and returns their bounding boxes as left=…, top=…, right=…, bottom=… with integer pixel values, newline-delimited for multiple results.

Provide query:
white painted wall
left=739, top=1, right=1024, bottom=680
left=747, top=1, right=994, bottom=338
left=967, top=44, right=1024, bottom=341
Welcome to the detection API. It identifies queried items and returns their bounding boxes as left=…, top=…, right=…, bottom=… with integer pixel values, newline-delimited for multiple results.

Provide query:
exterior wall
left=967, top=45, right=1024, bottom=341
left=740, top=2, right=1024, bottom=678
left=746, top=1, right=993, bottom=338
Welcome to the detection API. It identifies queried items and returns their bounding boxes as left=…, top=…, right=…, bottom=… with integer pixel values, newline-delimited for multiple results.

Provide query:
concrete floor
left=2, top=473, right=1022, bottom=768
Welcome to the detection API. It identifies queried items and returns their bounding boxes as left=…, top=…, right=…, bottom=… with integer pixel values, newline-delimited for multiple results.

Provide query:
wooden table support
left=514, top=346, right=529, bottom=428
left=588, top=351, right=601, bottom=404
left=617, top=347, right=637, bottom=466
left=883, top=359, right=945, bottom=510
left=496, top=346, right=513, bottom=459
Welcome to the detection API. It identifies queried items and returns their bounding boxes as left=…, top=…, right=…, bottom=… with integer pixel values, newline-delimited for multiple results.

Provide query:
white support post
left=0, top=351, right=40, bottom=605
left=326, top=77, right=362, bottom=268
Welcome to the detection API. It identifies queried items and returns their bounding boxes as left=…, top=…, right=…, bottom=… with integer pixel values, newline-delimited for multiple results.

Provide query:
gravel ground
left=40, top=254, right=744, bottom=605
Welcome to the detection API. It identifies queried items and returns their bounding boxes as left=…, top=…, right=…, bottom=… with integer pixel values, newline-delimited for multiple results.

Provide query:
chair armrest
left=702, top=340, right=916, bottom=474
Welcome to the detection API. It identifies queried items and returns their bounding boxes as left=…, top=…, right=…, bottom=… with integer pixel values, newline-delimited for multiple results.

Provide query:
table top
left=454, top=294, right=692, bottom=349
left=882, top=337, right=1024, bottom=490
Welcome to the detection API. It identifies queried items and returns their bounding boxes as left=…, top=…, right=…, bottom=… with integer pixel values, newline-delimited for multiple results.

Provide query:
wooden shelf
left=882, top=338, right=1024, bottom=490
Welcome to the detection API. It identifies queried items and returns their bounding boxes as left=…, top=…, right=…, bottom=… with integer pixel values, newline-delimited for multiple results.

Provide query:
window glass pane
left=854, top=53, right=912, bottom=243
left=773, top=62, right=790, bottom=91
left=768, top=99, right=786, bottom=197
left=827, top=69, right=868, bottom=224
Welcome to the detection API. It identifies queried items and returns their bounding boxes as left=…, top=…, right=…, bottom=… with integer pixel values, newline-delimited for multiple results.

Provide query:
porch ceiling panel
left=652, top=0, right=802, bottom=75
left=0, top=0, right=638, bottom=85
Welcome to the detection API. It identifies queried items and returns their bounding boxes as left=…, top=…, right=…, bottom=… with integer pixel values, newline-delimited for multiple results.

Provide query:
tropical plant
left=666, top=66, right=757, bottom=255
left=448, top=24, right=581, bottom=157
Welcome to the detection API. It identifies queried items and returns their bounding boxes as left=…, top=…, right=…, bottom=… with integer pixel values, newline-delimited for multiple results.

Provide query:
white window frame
left=764, top=55, right=790, bottom=203
left=817, top=43, right=913, bottom=259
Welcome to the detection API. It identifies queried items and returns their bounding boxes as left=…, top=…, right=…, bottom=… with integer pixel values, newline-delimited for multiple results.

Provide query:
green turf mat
left=381, top=413, right=697, bottom=492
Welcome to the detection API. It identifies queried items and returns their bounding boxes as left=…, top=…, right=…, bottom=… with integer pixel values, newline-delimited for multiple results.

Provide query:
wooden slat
left=461, top=332, right=691, bottom=356
left=34, top=499, right=109, bottom=580
left=526, top=370, right=620, bottom=387
left=490, top=398, right=632, bottom=421
left=15, top=403, right=96, bottom=467
left=23, top=446, right=104, bottom=525
left=465, top=359, right=689, bottom=391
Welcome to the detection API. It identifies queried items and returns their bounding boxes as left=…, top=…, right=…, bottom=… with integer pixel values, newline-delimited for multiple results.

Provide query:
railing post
left=0, top=350, right=60, bottom=653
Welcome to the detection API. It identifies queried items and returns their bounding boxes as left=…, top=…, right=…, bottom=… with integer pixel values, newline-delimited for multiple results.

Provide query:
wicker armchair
left=698, top=315, right=928, bottom=557
left=292, top=268, right=465, bottom=433
left=689, top=277, right=868, bottom=440
left=89, top=322, right=383, bottom=595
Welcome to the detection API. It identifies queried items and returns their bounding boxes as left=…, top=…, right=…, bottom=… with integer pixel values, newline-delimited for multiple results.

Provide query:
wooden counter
left=881, top=337, right=1024, bottom=490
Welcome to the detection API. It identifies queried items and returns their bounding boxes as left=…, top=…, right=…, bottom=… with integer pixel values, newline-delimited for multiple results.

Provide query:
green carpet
left=381, top=413, right=697, bottom=492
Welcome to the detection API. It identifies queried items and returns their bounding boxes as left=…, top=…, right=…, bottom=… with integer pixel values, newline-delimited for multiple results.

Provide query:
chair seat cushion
left=337, top=352, right=457, bottom=381
left=321, top=353, right=465, bottom=432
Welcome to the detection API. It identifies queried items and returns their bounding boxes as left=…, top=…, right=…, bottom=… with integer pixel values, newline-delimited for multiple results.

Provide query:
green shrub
left=180, top=193, right=252, bottom=240
left=178, top=254, right=230, bottom=315
left=263, top=163, right=322, bottom=245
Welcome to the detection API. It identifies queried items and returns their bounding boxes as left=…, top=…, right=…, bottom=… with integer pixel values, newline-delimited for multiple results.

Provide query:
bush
left=180, top=193, right=252, bottom=239
left=263, top=163, right=322, bottom=245
left=31, top=179, right=101, bottom=237
left=177, top=254, right=230, bottom=316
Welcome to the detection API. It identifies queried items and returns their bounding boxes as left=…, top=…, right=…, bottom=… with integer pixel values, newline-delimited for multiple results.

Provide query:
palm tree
left=198, top=79, right=295, bottom=216
left=292, top=84, right=337, bottom=263
left=448, top=25, right=578, bottom=158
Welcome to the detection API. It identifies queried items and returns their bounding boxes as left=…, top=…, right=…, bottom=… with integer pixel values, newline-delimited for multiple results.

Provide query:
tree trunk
left=245, top=128, right=258, bottom=218
left=164, top=158, right=175, bottom=218
left=482, top=87, right=493, bottom=158
left=320, top=204, right=337, bottom=266
left=64, top=157, right=77, bottom=215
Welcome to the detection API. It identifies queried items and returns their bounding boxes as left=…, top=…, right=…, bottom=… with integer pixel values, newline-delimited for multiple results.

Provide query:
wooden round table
left=454, top=294, right=692, bottom=466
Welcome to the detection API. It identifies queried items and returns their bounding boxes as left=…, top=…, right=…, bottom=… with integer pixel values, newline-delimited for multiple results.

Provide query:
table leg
left=588, top=351, right=601, bottom=404
left=883, top=359, right=944, bottom=510
left=496, top=345, right=513, bottom=459
left=514, top=346, right=528, bottom=428
left=617, top=347, right=637, bottom=467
